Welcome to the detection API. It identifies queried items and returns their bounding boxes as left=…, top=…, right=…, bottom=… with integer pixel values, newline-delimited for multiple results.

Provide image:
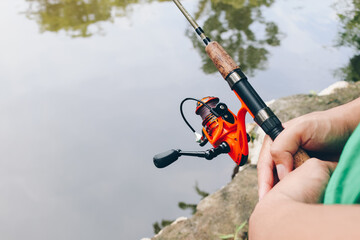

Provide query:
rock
left=150, top=81, right=360, bottom=240
left=318, top=81, right=349, bottom=96
left=246, top=123, right=265, bottom=165
left=269, top=81, right=360, bottom=122
left=152, top=165, right=258, bottom=240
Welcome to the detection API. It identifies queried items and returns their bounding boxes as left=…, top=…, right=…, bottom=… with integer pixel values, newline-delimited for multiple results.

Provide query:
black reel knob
left=153, top=149, right=181, bottom=168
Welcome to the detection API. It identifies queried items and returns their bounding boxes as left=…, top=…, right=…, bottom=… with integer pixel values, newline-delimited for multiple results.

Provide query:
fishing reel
left=153, top=96, right=250, bottom=168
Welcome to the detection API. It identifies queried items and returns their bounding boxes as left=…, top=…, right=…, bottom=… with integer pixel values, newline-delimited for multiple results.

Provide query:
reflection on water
left=335, top=0, right=360, bottom=81
left=24, top=0, right=169, bottom=37
left=187, top=0, right=282, bottom=76
left=24, top=0, right=360, bottom=80
left=25, top=0, right=281, bottom=75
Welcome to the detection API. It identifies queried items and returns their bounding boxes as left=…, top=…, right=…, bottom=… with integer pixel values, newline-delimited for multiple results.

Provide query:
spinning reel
left=153, top=97, right=250, bottom=168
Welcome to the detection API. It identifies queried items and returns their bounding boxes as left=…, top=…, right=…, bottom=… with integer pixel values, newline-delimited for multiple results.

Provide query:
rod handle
left=205, top=41, right=239, bottom=79
left=293, top=148, right=310, bottom=168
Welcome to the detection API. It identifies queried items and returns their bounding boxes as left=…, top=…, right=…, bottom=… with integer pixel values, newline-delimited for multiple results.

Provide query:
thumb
left=270, top=124, right=304, bottom=179
left=270, top=133, right=297, bottom=180
left=272, top=150, right=293, bottom=180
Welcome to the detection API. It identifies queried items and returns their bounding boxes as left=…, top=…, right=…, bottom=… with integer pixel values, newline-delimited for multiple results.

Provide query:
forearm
left=302, top=97, right=360, bottom=152
left=327, top=97, right=360, bottom=137
left=337, top=97, right=360, bottom=130
left=250, top=196, right=360, bottom=240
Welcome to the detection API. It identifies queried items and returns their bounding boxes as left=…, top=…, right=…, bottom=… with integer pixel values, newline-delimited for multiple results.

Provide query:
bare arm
left=250, top=159, right=360, bottom=240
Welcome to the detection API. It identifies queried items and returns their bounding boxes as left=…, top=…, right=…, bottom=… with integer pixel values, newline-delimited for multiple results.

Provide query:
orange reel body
left=196, top=97, right=249, bottom=165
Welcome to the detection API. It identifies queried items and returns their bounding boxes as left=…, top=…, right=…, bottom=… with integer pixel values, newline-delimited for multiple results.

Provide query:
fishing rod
left=153, top=0, right=309, bottom=168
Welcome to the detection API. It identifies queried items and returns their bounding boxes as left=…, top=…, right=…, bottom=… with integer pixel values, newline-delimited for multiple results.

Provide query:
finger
left=292, top=158, right=337, bottom=178
left=258, top=136, right=276, bottom=200
left=292, top=159, right=338, bottom=203
left=271, top=159, right=338, bottom=203
left=270, top=123, right=305, bottom=179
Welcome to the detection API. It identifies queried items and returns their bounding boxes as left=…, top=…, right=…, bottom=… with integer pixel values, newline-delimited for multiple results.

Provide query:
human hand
left=257, top=111, right=347, bottom=200
left=250, top=159, right=339, bottom=240
left=263, top=158, right=337, bottom=204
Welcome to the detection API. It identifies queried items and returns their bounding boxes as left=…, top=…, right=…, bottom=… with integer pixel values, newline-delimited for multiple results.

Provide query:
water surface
left=0, top=0, right=355, bottom=239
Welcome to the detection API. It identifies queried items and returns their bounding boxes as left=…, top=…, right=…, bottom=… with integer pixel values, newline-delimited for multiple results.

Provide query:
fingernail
left=276, top=164, right=286, bottom=180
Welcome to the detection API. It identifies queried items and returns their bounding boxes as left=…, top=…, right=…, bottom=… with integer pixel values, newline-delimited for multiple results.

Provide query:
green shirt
left=323, top=123, right=360, bottom=204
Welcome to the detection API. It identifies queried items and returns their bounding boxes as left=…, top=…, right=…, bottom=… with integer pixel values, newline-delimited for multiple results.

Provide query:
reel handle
left=153, top=143, right=230, bottom=168
left=153, top=149, right=180, bottom=168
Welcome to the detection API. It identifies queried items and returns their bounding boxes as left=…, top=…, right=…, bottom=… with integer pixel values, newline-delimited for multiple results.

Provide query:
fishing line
left=180, top=97, right=219, bottom=133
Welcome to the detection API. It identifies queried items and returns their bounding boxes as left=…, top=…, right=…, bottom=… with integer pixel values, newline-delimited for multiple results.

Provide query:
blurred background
left=0, top=0, right=358, bottom=239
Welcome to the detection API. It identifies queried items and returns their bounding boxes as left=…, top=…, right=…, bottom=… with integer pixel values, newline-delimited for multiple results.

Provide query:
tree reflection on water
left=335, top=0, right=360, bottom=82
left=24, top=0, right=282, bottom=75
left=24, top=0, right=360, bottom=80
left=24, top=0, right=167, bottom=37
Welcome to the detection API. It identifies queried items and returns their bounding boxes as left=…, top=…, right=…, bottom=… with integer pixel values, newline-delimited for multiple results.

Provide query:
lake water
left=0, top=0, right=355, bottom=239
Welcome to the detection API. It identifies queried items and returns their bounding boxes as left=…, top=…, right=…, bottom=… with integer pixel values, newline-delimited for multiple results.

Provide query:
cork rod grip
left=293, top=148, right=310, bottom=168
left=205, top=41, right=239, bottom=79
